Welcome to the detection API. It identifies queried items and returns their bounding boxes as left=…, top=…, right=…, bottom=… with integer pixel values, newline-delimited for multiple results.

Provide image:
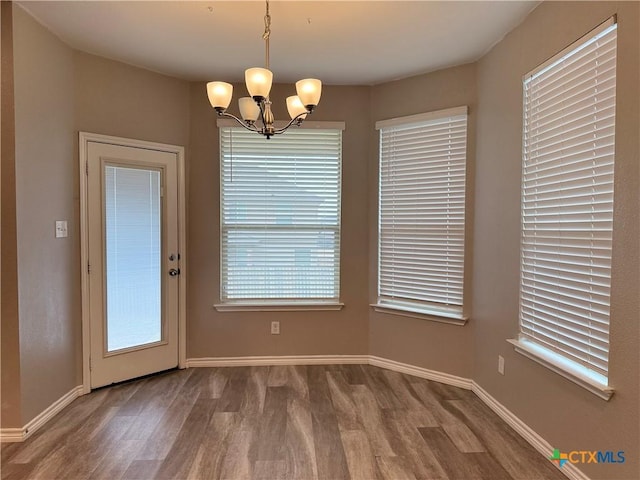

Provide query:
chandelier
left=206, top=0, right=322, bottom=139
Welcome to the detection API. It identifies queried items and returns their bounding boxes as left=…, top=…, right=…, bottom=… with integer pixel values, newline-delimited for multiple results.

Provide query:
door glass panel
left=105, top=165, right=162, bottom=352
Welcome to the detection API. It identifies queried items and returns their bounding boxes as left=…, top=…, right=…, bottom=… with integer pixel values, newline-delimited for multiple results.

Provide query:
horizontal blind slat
left=519, top=23, right=616, bottom=380
left=220, top=127, right=342, bottom=301
left=379, top=111, right=468, bottom=310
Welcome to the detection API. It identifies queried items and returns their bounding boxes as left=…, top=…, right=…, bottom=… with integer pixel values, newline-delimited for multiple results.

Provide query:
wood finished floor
left=1, top=365, right=566, bottom=480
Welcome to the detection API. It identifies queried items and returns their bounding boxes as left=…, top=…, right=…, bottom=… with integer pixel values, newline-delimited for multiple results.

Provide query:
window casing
left=219, top=126, right=342, bottom=305
left=514, top=18, right=617, bottom=398
left=375, top=107, right=468, bottom=322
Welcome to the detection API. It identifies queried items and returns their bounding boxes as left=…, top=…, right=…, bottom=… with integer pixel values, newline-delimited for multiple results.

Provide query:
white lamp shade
left=296, top=78, right=322, bottom=107
left=207, top=81, right=233, bottom=110
left=239, top=97, right=260, bottom=122
left=286, top=95, right=308, bottom=120
left=245, top=68, right=273, bottom=98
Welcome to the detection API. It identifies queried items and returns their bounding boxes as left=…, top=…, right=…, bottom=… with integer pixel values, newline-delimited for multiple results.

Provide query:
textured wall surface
left=12, top=4, right=77, bottom=423
left=187, top=82, right=371, bottom=358
left=473, top=2, right=639, bottom=478
left=1, top=0, right=22, bottom=429
left=368, top=63, right=478, bottom=378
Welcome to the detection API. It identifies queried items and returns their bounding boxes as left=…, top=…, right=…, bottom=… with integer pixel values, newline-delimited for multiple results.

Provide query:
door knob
left=168, top=268, right=180, bottom=276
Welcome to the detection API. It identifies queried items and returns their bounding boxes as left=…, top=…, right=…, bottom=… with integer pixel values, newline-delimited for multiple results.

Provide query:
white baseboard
left=0, top=428, right=24, bottom=443
left=188, top=355, right=472, bottom=389
left=0, top=385, right=83, bottom=443
left=186, top=355, right=472, bottom=391
left=186, top=354, right=369, bottom=368
left=472, top=382, right=588, bottom=480
left=368, top=355, right=473, bottom=390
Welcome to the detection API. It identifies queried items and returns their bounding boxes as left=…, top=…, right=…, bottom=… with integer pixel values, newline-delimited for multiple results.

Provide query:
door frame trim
left=79, top=132, right=187, bottom=394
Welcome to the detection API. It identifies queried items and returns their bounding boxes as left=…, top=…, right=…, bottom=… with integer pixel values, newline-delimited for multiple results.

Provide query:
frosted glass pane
left=105, top=165, right=162, bottom=352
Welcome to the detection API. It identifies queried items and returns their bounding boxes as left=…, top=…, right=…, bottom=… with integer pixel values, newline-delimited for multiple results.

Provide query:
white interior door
left=86, top=141, right=180, bottom=388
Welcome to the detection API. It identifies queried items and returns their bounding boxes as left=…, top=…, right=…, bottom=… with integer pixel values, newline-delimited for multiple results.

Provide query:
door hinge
left=87, top=263, right=91, bottom=274
left=85, top=161, right=89, bottom=176
left=89, top=356, right=92, bottom=371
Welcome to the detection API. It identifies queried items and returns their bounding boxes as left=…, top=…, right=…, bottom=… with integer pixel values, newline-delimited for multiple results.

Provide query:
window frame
left=510, top=17, right=617, bottom=400
left=214, top=120, right=345, bottom=312
left=372, top=106, right=470, bottom=325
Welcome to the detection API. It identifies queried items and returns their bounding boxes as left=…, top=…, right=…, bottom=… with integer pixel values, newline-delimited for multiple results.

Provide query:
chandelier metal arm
left=216, top=110, right=261, bottom=133
left=273, top=111, right=310, bottom=134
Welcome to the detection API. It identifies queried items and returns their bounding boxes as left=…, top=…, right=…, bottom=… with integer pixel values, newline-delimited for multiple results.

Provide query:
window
left=512, top=18, right=617, bottom=399
left=218, top=125, right=342, bottom=308
left=375, top=107, right=468, bottom=323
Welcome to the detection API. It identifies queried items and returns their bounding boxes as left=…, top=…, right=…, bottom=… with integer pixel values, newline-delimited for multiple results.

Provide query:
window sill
left=507, top=338, right=614, bottom=401
left=214, top=302, right=344, bottom=312
left=370, top=303, right=468, bottom=326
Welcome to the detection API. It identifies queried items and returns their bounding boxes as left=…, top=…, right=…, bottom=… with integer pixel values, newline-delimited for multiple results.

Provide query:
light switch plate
left=55, top=220, right=68, bottom=238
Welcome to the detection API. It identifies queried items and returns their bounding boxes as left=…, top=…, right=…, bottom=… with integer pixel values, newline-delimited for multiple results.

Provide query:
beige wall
left=11, top=4, right=77, bottom=423
left=473, top=2, right=639, bottom=478
left=1, top=0, right=22, bottom=429
left=74, top=51, right=190, bottom=148
left=187, top=82, right=371, bottom=358
left=368, top=64, right=477, bottom=378
left=6, top=7, right=191, bottom=425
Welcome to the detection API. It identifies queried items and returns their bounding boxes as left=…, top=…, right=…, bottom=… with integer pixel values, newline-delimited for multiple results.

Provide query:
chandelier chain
left=263, top=0, right=271, bottom=70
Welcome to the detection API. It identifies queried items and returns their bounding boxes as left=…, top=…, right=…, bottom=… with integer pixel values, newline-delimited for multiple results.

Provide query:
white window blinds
left=519, top=19, right=617, bottom=385
left=220, top=127, right=342, bottom=302
left=377, top=107, right=468, bottom=316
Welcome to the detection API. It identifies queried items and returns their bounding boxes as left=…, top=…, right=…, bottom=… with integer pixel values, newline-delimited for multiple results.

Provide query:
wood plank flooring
left=1, top=365, right=566, bottom=480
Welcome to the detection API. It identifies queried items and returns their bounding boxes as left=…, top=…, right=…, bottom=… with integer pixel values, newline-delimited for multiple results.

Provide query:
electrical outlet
left=498, top=355, right=505, bottom=375
left=271, top=321, right=280, bottom=335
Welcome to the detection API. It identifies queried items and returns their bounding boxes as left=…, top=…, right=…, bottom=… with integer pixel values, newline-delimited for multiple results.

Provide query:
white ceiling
left=18, top=1, right=539, bottom=85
